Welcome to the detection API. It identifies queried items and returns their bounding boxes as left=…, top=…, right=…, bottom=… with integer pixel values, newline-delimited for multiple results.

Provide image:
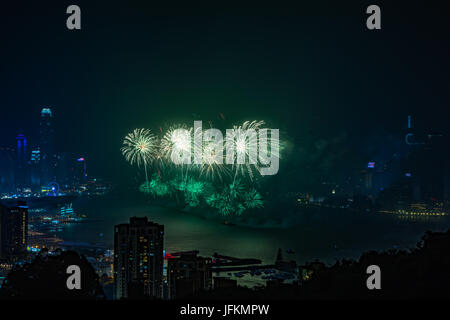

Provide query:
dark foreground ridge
left=1, top=229, right=450, bottom=300
left=191, top=229, right=450, bottom=300
left=0, top=250, right=105, bottom=300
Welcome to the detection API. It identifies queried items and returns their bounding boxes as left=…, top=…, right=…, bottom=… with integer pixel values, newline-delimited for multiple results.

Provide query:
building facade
left=167, top=251, right=212, bottom=299
left=15, top=133, right=30, bottom=190
left=30, top=149, right=41, bottom=191
left=39, top=107, right=56, bottom=188
left=114, top=217, right=164, bottom=300
left=0, top=200, right=28, bottom=259
left=0, top=147, right=15, bottom=193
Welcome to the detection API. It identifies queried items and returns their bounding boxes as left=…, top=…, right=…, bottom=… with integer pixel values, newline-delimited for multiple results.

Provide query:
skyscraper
left=405, top=115, right=448, bottom=203
left=114, top=217, right=164, bottom=300
left=55, top=152, right=71, bottom=187
left=15, top=133, right=29, bottom=190
left=167, top=251, right=212, bottom=299
left=39, top=107, right=56, bottom=188
left=0, top=147, right=15, bottom=193
left=0, top=200, right=28, bottom=259
left=30, top=149, right=41, bottom=190
left=74, top=157, right=87, bottom=185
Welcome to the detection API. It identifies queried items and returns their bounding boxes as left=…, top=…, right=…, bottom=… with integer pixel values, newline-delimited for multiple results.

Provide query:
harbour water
left=51, top=192, right=450, bottom=267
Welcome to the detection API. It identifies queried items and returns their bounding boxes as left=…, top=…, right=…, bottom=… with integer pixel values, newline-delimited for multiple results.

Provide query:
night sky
left=1, top=1, right=449, bottom=187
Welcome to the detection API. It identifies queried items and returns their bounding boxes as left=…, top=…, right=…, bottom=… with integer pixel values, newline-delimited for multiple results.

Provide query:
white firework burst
left=121, top=128, right=158, bottom=181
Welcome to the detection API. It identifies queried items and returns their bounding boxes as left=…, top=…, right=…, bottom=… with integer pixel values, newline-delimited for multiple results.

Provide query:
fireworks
left=205, top=180, right=263, bottom=216
left=170, top=177, right=211, bottom=207
left=228, top=179, right=245, bottom=198
left=140, top=174, right=170, bottom=197
left=121, top=128, right=158, bottom=165
left=121, top=120, right=276, bottom=217
left=121, top=128, right=158, bottom=180
left=243, top=188, right=264, bottom=209
left=198, top=126, right=230, bottom=182
left=160, top=125, right=192, bottom=164
left=225, top=120, right=265, bottom=181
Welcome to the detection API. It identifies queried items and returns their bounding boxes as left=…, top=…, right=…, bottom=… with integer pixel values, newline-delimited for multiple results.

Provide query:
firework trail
left=123, top=121, right=271, bottom=217
left=160, top=125, right=194, bottom=180
left=121, top=128, right=158, bottom=182
left=225, top=120, right=263, bottom=181
left=194, top=126, right=230, bottom=183
left=225, top=120, right=280, bottom=182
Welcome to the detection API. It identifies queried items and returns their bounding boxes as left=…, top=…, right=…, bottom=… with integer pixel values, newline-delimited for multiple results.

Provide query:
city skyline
left=0, top=107, right=94, bottom=195
left=1, top=2, right=450, bottom=188
left=1, top=0, right=450, bottom=305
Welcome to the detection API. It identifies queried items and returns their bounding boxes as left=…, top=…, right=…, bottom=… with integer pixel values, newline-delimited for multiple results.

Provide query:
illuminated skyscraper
left=0, top=200, right=28, bottom=259
left=30, top=149, right=41, bottom=190
left=15, top=133, right=29, bottom=190
left=39, top=108, right=56, bottom=187
left=74, top=157, right=87, bottom=184
left=114, top=217, right=164, bottom=300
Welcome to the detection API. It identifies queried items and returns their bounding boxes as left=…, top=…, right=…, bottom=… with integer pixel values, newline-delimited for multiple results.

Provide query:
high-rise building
left=404, top=115, right=448, bottom=203
left=15, top=133, right=29, bottom=190
left=0, top=147, right=15, bottom=193
left=0, top=200, right=28, bottom=259
left=114, top=217, right=164, bottom=300
left=55, top=152, right=72, bottom=188
left=39, top=107, right=56, bottom=188
left=74, top=157, right=87, bottom=185
left=167, top=251, right=212, bottom=299
left=30, top=149, right=41, bottom=190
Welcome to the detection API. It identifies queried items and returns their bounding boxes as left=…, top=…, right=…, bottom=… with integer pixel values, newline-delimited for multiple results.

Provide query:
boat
left=223, top=220, right=236, bottom=226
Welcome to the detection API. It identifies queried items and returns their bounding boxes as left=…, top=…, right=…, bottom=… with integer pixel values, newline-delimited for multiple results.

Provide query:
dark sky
left=1, top=1, right=449, bottom=185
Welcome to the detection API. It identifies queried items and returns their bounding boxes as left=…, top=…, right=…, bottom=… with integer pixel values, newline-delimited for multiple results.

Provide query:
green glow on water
left=122, top=122, right=280, bottom=216
left=140, top=174, right=264, bottom=216
left=140, top=174, right=170, bottom=196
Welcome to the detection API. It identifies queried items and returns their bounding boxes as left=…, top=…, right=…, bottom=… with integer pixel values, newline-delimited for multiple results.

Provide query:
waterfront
left=50, top=192, right=450, bottom=267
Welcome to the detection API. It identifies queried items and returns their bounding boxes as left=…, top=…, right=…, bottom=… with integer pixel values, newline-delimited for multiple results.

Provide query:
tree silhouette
left=0, top=250, right=105, bottom=300
left=193, top=229, right=450, bottom=300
